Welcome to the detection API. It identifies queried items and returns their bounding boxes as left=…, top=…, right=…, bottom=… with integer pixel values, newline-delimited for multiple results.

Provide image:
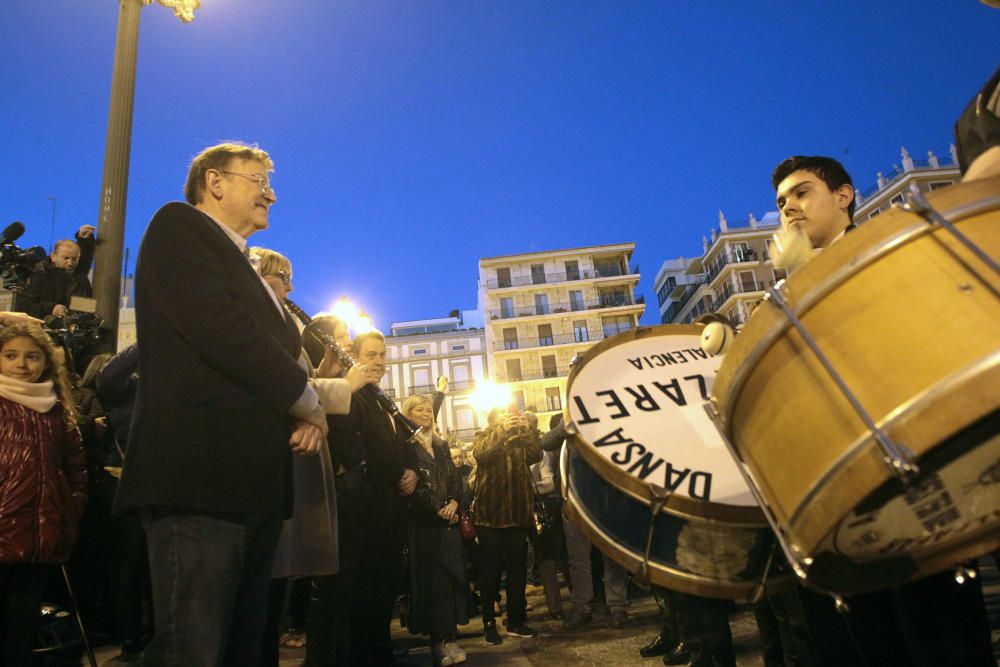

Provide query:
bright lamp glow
left=147, top=0, right=200, bottom=23
left=329, top=297, right=377, bottom=336
left=470, top=379, right=512, bottom=414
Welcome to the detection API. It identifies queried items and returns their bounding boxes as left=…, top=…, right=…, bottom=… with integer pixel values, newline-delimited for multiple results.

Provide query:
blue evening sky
left=2, top=1, right=998, bottom=329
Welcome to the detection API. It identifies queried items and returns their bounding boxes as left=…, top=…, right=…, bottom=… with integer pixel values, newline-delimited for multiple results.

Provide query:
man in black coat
left=19, top=224, right=96, bottom=318
left=114, top=142, right=328, bottom=667
left=307, top=330, right=417, bottom=667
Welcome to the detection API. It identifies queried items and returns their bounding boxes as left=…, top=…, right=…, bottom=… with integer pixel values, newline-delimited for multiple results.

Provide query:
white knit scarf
left=0, top=373, right=57, bottom=413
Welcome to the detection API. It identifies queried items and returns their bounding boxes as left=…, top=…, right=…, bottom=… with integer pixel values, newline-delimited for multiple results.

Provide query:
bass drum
left=710, top=175, right=1000, bottom=595
left=562, top=324, right=791, bottom=600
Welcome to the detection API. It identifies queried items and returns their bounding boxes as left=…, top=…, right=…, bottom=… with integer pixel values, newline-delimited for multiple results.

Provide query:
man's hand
left=77, top=225, right=97, bottom=239
left=301, top=403, right=329, bottom=436
left=0, top=312, right=43, bottom=327
left=500, top=414, right=525, bottom=435
left=437, top=499, right=459, bottom=522
left=289, top=420, right=324, bottom=455
left=52, top=304, right=68, bottom=317
left=436, top=375, right=449, bottom=393
left=398, top=469, right=418, bottom=496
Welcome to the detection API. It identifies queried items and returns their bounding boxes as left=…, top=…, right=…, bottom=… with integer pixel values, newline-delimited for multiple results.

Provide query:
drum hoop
left=565, top=324, right=766, bottom=525
left=786, top=351, right=1000, bottom=530
left=563, top=482, right=789, bottom=599
left=713, top=190, right=1000, bottom=429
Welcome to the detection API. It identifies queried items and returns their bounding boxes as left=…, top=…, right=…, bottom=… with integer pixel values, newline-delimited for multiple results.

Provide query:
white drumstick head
left=770, top=226, right=814, bottom=271
left=700, top=321, right=734, bottom=356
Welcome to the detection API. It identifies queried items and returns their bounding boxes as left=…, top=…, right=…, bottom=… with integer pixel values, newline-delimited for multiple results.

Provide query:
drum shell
left=563, top=324, right=794, bottom=600
left=562, top=436, right=792, bottom=600
left=712, top=176, right=1000, bottom=592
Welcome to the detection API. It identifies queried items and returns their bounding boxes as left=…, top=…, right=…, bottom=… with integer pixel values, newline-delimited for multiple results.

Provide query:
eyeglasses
left=219, top=170, right=273, bottom=194
left=265, top=270, right=292, bottom=286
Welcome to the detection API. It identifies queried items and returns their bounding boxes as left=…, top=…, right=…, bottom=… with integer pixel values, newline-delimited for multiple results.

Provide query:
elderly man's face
left=217, top=158, right=276, bottom=237
left=51, top=243, right=80, bottom=271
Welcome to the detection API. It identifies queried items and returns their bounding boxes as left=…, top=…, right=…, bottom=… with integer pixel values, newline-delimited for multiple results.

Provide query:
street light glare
left=470, top=379, right=512, bottom=415
left=147, top=0, right=201, bottom=23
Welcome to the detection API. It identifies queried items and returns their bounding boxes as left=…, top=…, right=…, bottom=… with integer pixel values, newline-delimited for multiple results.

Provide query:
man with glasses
left=115, top=142, right=330, bottom=666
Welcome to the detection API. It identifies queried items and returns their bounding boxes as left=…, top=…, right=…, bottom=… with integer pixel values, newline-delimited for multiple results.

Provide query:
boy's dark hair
left=771, top=155, right=856, bottom=221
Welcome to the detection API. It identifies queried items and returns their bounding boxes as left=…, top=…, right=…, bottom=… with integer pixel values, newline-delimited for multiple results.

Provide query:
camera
left=1, top=221, right=46, bottom=291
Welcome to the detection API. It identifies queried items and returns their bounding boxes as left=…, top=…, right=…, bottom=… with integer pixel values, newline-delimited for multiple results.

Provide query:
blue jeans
left=141, top=510, right=283, bottom=667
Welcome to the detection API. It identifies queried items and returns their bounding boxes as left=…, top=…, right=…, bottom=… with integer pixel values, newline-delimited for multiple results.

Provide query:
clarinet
left=284, top=298, right=421, bottom=441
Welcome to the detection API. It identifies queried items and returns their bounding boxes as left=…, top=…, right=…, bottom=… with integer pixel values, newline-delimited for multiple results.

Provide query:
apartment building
left=854, top=146, right=961, bottom=223
left=382, top=313, right=488, bottom=443
left=477, top=243, right=644, bottom=420
left=660, top=212, right=784, bottom=327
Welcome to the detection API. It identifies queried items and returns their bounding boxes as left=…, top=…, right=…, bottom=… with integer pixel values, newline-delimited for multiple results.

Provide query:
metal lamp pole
left=92, top=0, right=198, bottom=349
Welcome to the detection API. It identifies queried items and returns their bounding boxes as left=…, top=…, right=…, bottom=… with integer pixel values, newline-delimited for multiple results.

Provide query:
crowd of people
left=0, top=63, right=998, bottom=667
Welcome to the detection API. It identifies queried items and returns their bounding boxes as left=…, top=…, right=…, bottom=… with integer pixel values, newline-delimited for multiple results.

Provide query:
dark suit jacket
left=21, top=233, right=94, bottom=318
left=114, top=202, right=307, bottom=517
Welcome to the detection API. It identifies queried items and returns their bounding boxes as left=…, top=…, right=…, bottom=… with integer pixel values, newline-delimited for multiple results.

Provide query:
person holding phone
left=471, top=406, right=542, bottom=645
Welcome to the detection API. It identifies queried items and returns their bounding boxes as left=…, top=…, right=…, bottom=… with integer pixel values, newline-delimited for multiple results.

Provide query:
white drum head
left=568, top=329, right=755, bottom=506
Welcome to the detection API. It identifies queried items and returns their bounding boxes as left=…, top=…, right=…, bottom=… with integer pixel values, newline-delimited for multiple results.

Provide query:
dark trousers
left=477, top=526, right=529, bottom=627
left=141, top=510, right=283, bottom=667
left=114, top=511, right=151, bottom=645
left=0, top=563, right=49, bottom=667
left=308, top=488, right=403, bottom=667
left=672, top=590, right=735, bottom=667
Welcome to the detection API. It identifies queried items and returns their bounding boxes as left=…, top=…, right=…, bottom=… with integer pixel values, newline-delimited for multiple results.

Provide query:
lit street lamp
left=92, top=0, right=199, bottom=349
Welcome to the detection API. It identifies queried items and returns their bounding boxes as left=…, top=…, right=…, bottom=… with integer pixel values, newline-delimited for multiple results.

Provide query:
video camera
left=44, top=297, right=105, bottom=358
left=1, top=221, right=47, bottom=290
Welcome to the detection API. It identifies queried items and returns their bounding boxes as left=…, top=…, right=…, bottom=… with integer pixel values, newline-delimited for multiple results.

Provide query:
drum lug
left=831, top=594, right=850, bottom=614
left=902, top=190, right=1000, bottom=278
left=954, top=564, right=978, bottom=584
left=764, top=285, right=921, bottom=485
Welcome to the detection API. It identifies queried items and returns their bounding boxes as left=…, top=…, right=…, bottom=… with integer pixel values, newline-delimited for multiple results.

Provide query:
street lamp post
left=92, top=0, right=198, bottom=349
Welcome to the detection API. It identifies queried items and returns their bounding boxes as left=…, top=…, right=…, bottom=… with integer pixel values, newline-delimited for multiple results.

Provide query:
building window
left=538, top=324, right=554, bottom=346
left=500, top=297, right=514, bottom=318
left=569, top=290, right=584, bottom=311
left=496, top=267, right=511, bottom=288
left=456, top=408, right=474, bottom=430
left=565, top=260, right=580, bottom=281
left=451, top=344, right=466, bottom=352
left=531, top=264, right=546, bottom=285
left=738, top=271, right=757, bottom=292
left=534, top=293, right=549, bottom=315
left=545, top=387, right=562, bottom=411
left=928, top=181, right=954, bottom=191
left=602, top=315, right=632, bottom=337
left=573, top=320, right=589, bottom=343
left=889, top=193, right=904, bottom=206
left=772, top=268, right=788, bottom=282
left=599, top=288, right=629, bottom=307
left=595, top=257, right=622, bottom=278
left=502, top=328, right=518, bottom=350
left=412, top=347, right=427, bottom=356
left=732, top=242, right=753, bottom=263
left=512, top=390, right=526, bottom=411
left=505, top=358, right=522, bottom=382
left=541, top=355, right=558, bottom=378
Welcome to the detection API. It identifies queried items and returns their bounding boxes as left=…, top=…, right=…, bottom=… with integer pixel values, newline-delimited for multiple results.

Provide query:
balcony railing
left=496, top=366, right=571, bottom=382
left=494, top=332, right=601, bottom=352
left=450, top=380, right=475, bottom=392
left=704, top=247, right=761, bottom=284
left=488, top=295, right=642, bottom=320
left=409, top=384, right=436, bottom=395
left=711, top=280, right=774, bottom=311
left=382, top=387, right=396, bottom=399
left=450, top=427, right=480, bottom=442
left=486, top=264, right=639, bottom=289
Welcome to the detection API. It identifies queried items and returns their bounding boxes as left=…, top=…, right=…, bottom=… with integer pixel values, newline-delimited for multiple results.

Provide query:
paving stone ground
left=90, top=557, right=1000, bottom=665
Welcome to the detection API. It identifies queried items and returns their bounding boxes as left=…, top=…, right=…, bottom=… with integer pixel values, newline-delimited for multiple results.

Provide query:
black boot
left=662, top=641, right=693, bottom=665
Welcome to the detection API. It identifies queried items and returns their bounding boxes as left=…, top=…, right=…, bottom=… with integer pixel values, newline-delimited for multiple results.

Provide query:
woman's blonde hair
left=249, top=246, right=292, bottom=280
left=401, top=394, right=433, bottom=421
left=0, top=323, right=77, bottom=429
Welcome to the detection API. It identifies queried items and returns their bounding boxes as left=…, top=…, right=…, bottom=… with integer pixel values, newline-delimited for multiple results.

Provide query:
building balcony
left=487, top=294, right=644, bottom=321
left=409, top=384, right=436, bottom=395
left=450, top=427, right=479, bottom=442
left=494, top=332, right=603, bottom=352
left=485, top=264, right=640, bottom=290
left=704, top=247, right=761, bottom=284
left=496, top=366, right=571, bottom=383
left=711, top=280, right=774, bottom=312
left=382, top=387, right=396, bottom=399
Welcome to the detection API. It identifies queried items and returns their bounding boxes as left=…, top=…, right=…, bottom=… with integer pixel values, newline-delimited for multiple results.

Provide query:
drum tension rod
left=902, top=190, right=1000, bottom=278
left=637, top=485, right=671, bottom=587
left=765, top=286, right=920, bottom=484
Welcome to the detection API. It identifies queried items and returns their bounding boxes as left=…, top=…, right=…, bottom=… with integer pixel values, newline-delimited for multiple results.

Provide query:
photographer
left=472, top=406, right=542, bottom=644
left=20, top=225, right=96, bottom=319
